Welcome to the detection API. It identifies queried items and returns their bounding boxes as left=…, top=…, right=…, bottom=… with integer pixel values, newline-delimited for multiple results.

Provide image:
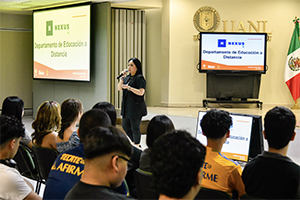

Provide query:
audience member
left=200, top=109, right=245, bottom=197
left=139, top=115, right=174, bottom=172
left=56, top=98, right=83, bottom=153
left=31, top=101, right=61, bottom=150
left=1, top=96, right=33, bottom=148
left=150, top=130, right=206, bottom=200
left=242, top=106, right=300, bottom=199
left=43, top=109, right=128, bottom=199
left=65, top=126, right=134, bottom=199
left=0, top=115, right=41, bottom=200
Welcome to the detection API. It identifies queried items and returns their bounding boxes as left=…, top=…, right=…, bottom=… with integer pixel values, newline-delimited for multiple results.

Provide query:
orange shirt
left=201, top=146, right=246, bottom=197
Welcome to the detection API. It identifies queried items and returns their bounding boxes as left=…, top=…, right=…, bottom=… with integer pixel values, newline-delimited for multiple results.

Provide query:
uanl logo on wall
left=193, top=6, right=273, bottom=41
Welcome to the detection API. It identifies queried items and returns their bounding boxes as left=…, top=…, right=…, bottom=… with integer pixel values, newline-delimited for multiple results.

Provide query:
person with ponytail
left=56, top=99, right=83, bottom=153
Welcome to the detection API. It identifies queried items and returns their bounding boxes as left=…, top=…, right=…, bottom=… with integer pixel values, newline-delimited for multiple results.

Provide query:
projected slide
left=33, top=5, right=90, bottom=81
left=201, top=33, right=266, bottom=72
left=196, top=112, right=253, bottom=162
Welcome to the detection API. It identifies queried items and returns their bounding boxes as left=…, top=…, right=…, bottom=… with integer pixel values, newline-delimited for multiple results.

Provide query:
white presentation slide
left=33, top=5, right=90, bottom=81
left=200, top=33, right=266, bottom=72
left=196, top=111, right=253, bottom=162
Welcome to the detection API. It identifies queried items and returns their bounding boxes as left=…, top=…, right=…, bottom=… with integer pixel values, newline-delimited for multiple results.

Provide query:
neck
left=268, top=145, right=289, bottom=156
left=68, top=122, right=77, bottom=132
left=206, top=138, right=224, bottom=152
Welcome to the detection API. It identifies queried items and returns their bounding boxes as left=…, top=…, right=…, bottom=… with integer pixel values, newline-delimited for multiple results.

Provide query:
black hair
left=1, top=96, right=24, bottom=123
left=84, top=126, right=132, bottom=159
left=200, top=109, right=232, bottom=139
left=0, top=115, right=25, bottom=145
left=150, top=130, right=206, bottom=198
left=128, top=57, right=142, bottom=75
left=146, top=115, right=175, bottom=148
left=92, top=102, right=116, bottom=126
left=78, top=109, right=111, bottom=143
left=264, top=106, right=296, bottom=149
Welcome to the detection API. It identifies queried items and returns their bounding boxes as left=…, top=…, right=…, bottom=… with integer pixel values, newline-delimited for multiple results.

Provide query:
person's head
left=58, top=98, right=83, bottom=139
left=128, top=57, right=142, bottom=76
left=78, top=109, right=111, bottom=143
left=1, top=96, right=24, bottom=123
left=31, top=101, right=61, bottom=146
left=146, top=115, right=175, bottom=148
left=264, top=106, right=296, bottom=149
left=0, top=115, right=25, bottom=158
left=150, top=130, right=206, bottom=199
left=92, top=102, right=116, bottom=126
left=84, top=126, right=132, bottom=188
left=200, top=109, right=232, bottom=139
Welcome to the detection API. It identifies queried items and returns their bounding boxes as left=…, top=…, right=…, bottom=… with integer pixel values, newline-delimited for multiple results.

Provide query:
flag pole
left=291, top=98, right=300, bottom=109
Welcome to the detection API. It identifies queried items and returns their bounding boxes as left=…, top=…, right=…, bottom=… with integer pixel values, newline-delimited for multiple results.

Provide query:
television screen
left=33, top=4, right=90, bottom=81
left=195, top=111, right=264, bottom=162
left=199, top=32, right=267, bottom=74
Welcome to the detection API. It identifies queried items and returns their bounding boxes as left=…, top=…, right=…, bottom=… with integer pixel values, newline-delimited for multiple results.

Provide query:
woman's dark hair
left=146, top=115, right=175, bottom=148
left=1, top=96, right=24, bottom=123
left=58, top=99, right=83, bottom=140
left=128, top=57, right=142, bottom=75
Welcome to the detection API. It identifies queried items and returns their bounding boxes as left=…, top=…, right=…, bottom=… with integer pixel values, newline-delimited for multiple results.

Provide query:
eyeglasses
left=112, top=155, right=134, bottom=165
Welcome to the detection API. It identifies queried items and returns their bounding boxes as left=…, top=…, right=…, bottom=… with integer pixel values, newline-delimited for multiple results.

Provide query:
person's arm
left=122, top=85, right=145, bottom=96
left=228, top=167, right=246, bottom=197
left=23, top=191, right=42, bottom=200
left=118, top=78, right=124, bottom=91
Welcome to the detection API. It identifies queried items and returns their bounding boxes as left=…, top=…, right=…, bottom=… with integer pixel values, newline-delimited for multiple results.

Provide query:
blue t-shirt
left=43, top=143, right=128, bottom=199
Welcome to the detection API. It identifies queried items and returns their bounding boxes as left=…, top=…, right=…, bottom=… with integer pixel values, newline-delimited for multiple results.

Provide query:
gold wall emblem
left=193, top=6, right=220, bottom=32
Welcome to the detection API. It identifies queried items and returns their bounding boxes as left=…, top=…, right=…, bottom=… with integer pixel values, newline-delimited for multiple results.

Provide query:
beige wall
left=154, top=0, right=300, bottom=106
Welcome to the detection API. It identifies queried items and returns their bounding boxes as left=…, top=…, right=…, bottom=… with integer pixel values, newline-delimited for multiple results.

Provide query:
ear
left=290, top=131, right=296, bottom=141
left=194, top=168, right=203, bottom=186
left=111, top=155, right=119, bottom=172
left=8, top=139, right=16, bottom=150
left=226, top=130, right=230, bottom=138
left=263, top=130, right=267, bottom=139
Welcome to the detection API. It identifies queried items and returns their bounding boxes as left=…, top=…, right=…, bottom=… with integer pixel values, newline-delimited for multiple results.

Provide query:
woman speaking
left=118, top=57, right=147, bottom=147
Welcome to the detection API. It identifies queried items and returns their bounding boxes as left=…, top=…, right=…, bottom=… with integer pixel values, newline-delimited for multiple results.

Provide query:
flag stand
left=291, top=99, right=300, bottom=109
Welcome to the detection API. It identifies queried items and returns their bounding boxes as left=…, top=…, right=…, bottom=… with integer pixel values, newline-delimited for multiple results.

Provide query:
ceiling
left=0, top=0, right=162, bottom=14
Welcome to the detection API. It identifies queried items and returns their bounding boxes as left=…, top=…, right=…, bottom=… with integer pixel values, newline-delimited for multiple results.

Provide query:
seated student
left=0, top=115, right=41, bottom=200
left=1, top=96, right=33, bottom=148
left=242, top=106, right=300, bottom=199
left=150, top=130, right=206, bottom=200
left=31, top=101, right=61, bottom=151
left=139, top=115, right=174, bottom=172
left=43, top=109, right=128, bottom=200
left=200, top=109, right=246, bottom=198
left=65, top=126, right=134, bottom=199
left=56, top=99, right=83, bottom=153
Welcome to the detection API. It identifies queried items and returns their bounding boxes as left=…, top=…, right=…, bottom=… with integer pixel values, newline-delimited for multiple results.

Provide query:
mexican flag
left=284, top=18, right=300, bottom=101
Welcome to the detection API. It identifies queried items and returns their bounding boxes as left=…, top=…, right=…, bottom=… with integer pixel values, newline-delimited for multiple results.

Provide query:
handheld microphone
left=117, top=69, right=128, bottom=79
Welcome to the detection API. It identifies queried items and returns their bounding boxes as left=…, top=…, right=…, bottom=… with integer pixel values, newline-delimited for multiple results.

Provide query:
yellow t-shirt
left=201, top=146, right=246, bottom=196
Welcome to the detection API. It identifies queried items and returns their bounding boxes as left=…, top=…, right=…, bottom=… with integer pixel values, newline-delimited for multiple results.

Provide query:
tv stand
left=203, top=99, right=263, bottom=110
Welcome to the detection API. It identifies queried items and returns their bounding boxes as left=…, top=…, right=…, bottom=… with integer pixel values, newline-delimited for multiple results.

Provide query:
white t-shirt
left=0, top=163, right=32, bottom=200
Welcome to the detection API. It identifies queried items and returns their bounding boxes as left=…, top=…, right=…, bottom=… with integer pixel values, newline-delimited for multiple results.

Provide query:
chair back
left=32, top=146, right=58, bottom=180
left=195, top=187, right=232, bottom=199
left=134, top=169, right=159, bottom=200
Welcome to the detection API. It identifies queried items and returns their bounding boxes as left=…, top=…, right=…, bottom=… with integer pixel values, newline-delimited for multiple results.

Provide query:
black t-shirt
left=65, top=181, right=135, bottom=200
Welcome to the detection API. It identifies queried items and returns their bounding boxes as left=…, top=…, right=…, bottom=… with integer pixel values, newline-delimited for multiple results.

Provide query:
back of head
left=78, top=109, right=111, bottom=143
left=0, top=115, right=25, bottom=146
left=200, top=109, right=232, bottom=139
left=1, top=96, right=24, bottom=122
left=59, top=98, right=83, bottom=139
left=150, top=130, right=206, bottom=198
left=84, top=126, right=132, bottom=159
left=92, top=102, right=116, bottom=126
left=32, top=101, right=61, bottom=146
left=128, top=57, right=142, bottom=75
left=146, top=115, right=175, bottom=148
left=264, top=106, right=296, bottom=149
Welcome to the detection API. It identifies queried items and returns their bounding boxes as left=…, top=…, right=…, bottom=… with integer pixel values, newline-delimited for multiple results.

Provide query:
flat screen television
left=33, top=4, right=91, bottom=81
left=195, top=111, right=264, bottom=162
left=199, top=32, right=267, bottom=74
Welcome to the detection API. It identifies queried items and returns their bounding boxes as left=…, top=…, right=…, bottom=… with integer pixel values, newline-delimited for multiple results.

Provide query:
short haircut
left=150, top=130, right=206, bottom=198
left=1, top=96, right=24, bottom=123
left=146, top=115, right=175, bottom=148
left=200, top=109, right=232, bottom=139
left=84, top=126, right=132, bottom=159
left=78, top=109, right=111, bottom=143
left=59, top=98, right=83, bottom=140
left=92, top=102, right=116, bottom=126
left=264, top=106, right=296, bottom=149
left=0, top=115, right=25, bottom=146
left=32, top=101, right=61, bottom=146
